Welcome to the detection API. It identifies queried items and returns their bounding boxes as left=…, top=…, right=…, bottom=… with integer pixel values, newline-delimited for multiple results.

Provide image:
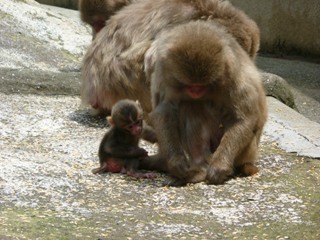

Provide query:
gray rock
left=0, top=68, right=80, bottom=96
left=0, top=0, right=90, bottom=72
left=257, top=55, right=320, bottom=124
left=0, top=2, right=319, bottom=239
left=264, top=97, right=320, bottom=159
left=261, top=72, right=296, bottom=109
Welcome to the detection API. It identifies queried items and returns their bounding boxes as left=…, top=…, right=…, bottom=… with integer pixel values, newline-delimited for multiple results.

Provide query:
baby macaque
left=92, top=99, right=157, bottom=178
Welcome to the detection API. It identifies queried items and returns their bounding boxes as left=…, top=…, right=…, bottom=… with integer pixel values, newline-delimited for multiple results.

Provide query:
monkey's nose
left=132, top=125, right=142, bottom=135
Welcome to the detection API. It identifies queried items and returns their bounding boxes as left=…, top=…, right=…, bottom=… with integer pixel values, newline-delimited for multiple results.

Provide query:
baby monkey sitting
left=92, top=99, right=157, bottom=178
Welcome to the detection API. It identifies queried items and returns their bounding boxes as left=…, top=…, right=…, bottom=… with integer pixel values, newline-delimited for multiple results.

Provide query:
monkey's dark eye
left=125, top=119, right=142, bottom=130
left=135, top=119, right=143, bottom=126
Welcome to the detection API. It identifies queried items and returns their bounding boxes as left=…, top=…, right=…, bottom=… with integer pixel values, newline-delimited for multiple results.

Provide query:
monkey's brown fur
left=79, top=0, right=132, bottom=37
left=142, top=21, right=267, bottom=186
left=81, top=0, right=260, bottom=114
left=93, top=99, right=157, bottom=178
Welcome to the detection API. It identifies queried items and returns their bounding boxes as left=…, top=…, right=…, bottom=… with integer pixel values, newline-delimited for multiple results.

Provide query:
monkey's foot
left=236, top=163, right=258, bottom=176
left=164, top=169, right=206, bottom=187
left=206, top=165, right=233, bottom=185
left=92, top=159, right=123, bottom=174
left=167, top=155, right=192, bottom=180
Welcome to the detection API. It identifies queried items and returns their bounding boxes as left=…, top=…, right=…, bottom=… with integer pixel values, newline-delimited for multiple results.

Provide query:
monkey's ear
left=107, top=116, right=114, bottom=126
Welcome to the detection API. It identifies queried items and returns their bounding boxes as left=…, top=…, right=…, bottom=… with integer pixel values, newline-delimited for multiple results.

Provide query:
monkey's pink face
left=131, top=124, right=142, bottom=135
left=185, top=84, right=208, bottom=99
left=125, top=119, right=143, bottom=136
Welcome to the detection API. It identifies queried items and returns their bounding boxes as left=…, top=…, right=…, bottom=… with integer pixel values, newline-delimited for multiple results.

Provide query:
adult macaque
left=92, top=99, right=157, bottom=178
left=142, top=21, right=267, bottom=186
left=79, top=0, right=132, bottom=37
left=81, top=0, right=260, bottom=114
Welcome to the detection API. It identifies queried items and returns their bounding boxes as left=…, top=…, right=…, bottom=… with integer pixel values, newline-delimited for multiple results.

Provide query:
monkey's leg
left=92, top=158, right=123, bottom=174
left=206, top=121, right=256, bottom=184
left=126, top=159, right=158, bottom=178
left=234, top=137, right=259, bottom=176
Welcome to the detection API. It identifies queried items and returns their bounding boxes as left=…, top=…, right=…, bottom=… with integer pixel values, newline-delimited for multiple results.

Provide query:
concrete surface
left=257, top=56, right=320, bottom=124
left=264, top=97, right=320, bottom=158
left=36, top=0, right=320, bottom=57
left=0, top=1, right=319, bottom=239
left=230, top=0, right=320, bottom=57
left=0, top=92, right=319, bottom=239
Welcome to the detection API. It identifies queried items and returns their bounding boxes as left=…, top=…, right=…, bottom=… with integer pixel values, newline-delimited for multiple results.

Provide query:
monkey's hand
left=141, top=125, right=158, bottom=143
left=206, top=161, right=233, bottom=185
left=129, top=147, right=148, bottom=157
left=167, top=154, right=193, bottom=180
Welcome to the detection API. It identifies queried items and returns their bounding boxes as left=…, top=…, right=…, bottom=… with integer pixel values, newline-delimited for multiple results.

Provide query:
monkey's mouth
left=185, top=85, right=208, bottom=99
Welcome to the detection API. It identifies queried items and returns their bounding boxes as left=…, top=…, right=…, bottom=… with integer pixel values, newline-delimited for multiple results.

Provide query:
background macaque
left=92, top=99, right=157, bottom=178
left=81, top=0, right=260, bottom=114
left=141, top=21, right=267, bottom=186
left=79, top=0, right=132, bottom=38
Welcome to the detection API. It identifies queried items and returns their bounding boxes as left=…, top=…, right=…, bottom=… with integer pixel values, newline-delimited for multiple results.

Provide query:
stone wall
left=230, top=0, right=320, bottom=57
left=36, top=0, right=320, bottom=57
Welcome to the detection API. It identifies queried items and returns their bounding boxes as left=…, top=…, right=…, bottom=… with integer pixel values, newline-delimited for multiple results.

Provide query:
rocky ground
left=0, top=1, right=319, bottom=239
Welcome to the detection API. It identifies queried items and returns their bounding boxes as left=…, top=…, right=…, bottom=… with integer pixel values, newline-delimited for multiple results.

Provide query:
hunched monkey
left=142, top=21, right=267, bottom=186
left=80, top=0, right=260, bottom=114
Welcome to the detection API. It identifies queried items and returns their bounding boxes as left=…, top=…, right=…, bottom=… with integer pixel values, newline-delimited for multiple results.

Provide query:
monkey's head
left=108, top=99, right=144, bottom=135
left=79, top=0, right=130, bottom=34
left=79, top=0, right=108, bottom=21
left=152, top=21, right=238, bottom=101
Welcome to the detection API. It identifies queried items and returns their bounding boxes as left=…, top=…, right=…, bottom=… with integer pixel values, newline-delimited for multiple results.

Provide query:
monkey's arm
left=141, top=122, right=157, bottom=143
left=206, top=118, right=255, bottom=184
left=106, top=145, right=148, bottom=159
left=148, top=102, right=193, bottom=180
left=206, top=82, right=264, bottom=184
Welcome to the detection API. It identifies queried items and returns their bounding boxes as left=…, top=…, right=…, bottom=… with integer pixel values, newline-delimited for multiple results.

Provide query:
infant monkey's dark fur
left=92, top=99, right=157, bottom=178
